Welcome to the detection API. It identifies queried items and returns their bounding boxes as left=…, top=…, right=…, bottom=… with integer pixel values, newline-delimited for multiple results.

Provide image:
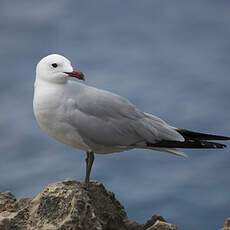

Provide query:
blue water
left=0, top=1, right=230, bottom=229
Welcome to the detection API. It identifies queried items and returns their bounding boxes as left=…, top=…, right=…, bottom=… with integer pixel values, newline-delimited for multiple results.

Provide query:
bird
left=33, top=54, right=230, bottom=187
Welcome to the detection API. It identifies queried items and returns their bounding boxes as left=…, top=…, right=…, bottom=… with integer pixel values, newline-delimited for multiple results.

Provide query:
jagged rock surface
left=0, top=180, right=179, bottom=230
left=223, top=218, right=230, bottom=230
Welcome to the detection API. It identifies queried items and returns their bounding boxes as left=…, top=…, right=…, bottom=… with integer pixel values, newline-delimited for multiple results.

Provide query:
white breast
left=33, top=81, right=90, bottom=152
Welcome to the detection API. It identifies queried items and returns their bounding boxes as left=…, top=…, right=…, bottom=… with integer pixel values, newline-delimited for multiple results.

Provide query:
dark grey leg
left=85, top=151, right=95, bottom=187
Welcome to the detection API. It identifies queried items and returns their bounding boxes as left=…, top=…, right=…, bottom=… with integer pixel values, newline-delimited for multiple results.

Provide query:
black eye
left=52, top=63, right=58, bottom=68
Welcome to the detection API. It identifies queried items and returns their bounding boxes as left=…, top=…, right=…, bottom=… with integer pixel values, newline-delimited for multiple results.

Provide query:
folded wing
left=67, top=86, right=184, bottom=150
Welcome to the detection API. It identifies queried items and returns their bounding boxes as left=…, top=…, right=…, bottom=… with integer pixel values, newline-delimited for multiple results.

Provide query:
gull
left=33, top=54, right=230, bottom=187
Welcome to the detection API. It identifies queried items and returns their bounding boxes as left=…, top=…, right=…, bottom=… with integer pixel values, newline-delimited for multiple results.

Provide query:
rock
left=0, top=180, right=180, bottom=230
left=146, top=220, right=178, bottom=230
left=143, top=215, right=166, bottom=229
left=0, top=192, right=16, bottom=212
left=223, top=218, right=230, bottom=230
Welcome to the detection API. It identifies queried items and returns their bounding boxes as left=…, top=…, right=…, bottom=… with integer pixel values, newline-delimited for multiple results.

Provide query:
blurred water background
left=0, top=1, right=230, bottom=229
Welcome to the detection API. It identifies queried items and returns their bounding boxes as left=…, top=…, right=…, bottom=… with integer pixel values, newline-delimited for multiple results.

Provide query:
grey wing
left=67, top=86, right=184, bottom=149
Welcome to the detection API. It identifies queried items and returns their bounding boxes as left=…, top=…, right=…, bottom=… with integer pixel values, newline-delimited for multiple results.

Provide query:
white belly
left=33, top=81, right=131, bottom=154
left=33, top=85, right=89, bottom=152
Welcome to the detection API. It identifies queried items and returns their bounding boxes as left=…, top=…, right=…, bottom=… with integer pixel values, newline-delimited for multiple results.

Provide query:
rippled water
left=0, top=1, right=230, bottom=229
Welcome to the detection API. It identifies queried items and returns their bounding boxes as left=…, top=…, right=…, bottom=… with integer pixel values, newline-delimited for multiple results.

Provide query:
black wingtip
left=211, top=142, right=227, bottom=149
left=177, top=128, right=230, bottom=141
left=147, top=140, right=227, bottom=149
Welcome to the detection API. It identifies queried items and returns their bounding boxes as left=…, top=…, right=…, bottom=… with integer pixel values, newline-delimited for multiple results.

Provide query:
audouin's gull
left=33, top=54, right=230, bottom=187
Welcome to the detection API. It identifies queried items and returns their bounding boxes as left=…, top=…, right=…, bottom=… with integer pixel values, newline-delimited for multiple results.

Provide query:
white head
left=36, top=54, right=85, bottom=84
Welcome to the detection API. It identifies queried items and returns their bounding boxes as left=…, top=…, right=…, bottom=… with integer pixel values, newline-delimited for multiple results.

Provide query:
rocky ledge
left=0, top=180, right=228, bottom=230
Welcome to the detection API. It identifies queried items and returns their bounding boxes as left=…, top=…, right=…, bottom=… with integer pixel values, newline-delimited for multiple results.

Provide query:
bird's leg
left=85, top=151, right=94, bottom=188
